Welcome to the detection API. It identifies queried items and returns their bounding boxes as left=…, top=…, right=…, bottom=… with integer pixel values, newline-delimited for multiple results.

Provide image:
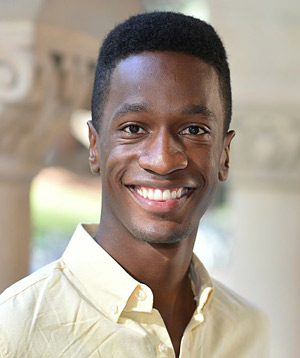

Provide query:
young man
left=0, top=12, right=269, bottom=358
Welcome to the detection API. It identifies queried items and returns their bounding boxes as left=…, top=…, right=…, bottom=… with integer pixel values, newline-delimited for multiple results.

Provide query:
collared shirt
left=0, top=224, right=269, bottom=358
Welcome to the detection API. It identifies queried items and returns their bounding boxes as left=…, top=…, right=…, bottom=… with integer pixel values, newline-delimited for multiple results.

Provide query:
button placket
left=198, top=312, right=205, bottom=323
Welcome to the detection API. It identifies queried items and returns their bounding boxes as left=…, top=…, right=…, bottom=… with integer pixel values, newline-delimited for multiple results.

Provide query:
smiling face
left=89, top=52, right=234, bottom=245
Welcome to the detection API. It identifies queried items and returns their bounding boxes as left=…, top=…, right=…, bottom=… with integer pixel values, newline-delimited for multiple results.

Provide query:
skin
left=88, top=51, right=235, bottom=357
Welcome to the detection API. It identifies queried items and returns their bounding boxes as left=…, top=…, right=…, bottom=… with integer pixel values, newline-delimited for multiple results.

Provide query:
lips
left=133, top=186, right=188, bottom=201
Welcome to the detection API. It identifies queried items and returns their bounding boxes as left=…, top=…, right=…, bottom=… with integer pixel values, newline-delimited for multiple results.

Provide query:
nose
left=138, top=129, right=188, bottom=175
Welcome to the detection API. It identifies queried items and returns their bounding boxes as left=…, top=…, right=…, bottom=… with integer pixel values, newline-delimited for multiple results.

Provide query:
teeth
left=154, top=189, right=163, bottom=200
left=163, top=189, right=171, bottom=200
left=148, top=189, right=154, bottom=200
left=137, top=188, right=142, bottom=196
left=134, top=186, right=188, bottom=201
left=142, top=188, right=148, bottom=199
left=176, top=188, right=183, bottom=199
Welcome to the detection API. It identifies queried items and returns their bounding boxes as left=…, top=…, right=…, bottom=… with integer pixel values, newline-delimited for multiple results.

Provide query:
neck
left=94, top=220, right=197, bottom=310
left=95, top=219, right=198, bottom=356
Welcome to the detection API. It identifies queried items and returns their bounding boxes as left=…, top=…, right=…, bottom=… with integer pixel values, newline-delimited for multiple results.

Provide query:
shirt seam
left=0, top=264, right=66, bottom=306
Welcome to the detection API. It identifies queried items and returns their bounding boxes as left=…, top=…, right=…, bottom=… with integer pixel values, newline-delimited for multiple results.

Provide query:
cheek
left=189, top=144, right=220, bottom=173
left=100, top=143, right=139, bottom=186
left=188, top=146, right=221, bottom=195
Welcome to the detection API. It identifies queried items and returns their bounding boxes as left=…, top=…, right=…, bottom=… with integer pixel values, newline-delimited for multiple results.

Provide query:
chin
left=129, top=222, right=196, bottom=245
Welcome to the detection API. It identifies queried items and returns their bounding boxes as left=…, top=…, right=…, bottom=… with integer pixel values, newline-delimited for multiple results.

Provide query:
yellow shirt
left=0, top=224, right=269, bottom=358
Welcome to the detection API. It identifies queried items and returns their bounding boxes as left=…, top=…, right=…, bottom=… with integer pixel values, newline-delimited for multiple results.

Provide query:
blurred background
left=0, top=0, right=299, bottom=357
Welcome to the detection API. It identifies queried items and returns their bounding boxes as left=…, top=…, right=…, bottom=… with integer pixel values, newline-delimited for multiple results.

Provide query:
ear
left=218, top=130, right=235, bottom=181
left=87, top=120, right=100, bottom=174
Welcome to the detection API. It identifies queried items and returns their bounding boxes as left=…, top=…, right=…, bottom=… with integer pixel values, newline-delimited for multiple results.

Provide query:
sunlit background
left=1, top=1, right=299, bottom=357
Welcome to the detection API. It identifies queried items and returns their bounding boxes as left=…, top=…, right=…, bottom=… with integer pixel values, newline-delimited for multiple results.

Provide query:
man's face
left=89, top=52, right=234, bottom=244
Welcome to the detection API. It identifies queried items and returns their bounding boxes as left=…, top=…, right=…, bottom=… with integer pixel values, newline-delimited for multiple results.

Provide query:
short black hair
left=92, top=11, right=232, bottom=134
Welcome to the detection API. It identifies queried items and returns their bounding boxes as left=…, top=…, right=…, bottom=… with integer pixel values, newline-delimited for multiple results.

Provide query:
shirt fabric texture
left=0, top=224, right=269, bottom=358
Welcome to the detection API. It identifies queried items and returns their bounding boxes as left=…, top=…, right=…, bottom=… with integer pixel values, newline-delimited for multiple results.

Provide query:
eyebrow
left=112, top=103, right=149, bottom=121
left=111, top=103, right=215, bottom=121
left=180, top=105, right=216, bottom=119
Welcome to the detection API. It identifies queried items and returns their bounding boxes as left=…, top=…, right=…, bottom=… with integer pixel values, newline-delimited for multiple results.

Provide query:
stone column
left=208, top=1, right=300, bottom=357
left=0, top=22, right=39, bottom=289
left=228, top=110, right=300, bottom=358
left=0, top=0, right=141, bottom=292
left=0, top=21, right=95, bottom=292
left=0, top=180, right=32, bottom=290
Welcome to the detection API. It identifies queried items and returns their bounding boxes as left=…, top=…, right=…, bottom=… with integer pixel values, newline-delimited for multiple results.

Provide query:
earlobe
left=87, top=120, right=100, bottom=174
left=218, top=130, right=235, bottom=182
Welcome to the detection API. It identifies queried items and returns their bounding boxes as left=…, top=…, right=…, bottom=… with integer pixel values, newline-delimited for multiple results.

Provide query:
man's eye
left=181, top=126, right=205, bottom=135
left=123, top=125, right=145, bottom=134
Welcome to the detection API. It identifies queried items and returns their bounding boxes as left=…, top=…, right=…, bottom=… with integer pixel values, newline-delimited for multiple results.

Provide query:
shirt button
left=158, top=343, right=167, bottom=353
left=110, top=303, right=118, bottom=314
left=198, top=312, right=205, bottom=323
left=135, top=289, right=146, bottom=301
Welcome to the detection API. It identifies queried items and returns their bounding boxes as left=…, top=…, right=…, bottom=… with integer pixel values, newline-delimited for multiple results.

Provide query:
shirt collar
left=62, top=224, right=213, bottom=322
left=62, top=223, right=153, bottom=322
left=190, top=253, right=214, bottom=312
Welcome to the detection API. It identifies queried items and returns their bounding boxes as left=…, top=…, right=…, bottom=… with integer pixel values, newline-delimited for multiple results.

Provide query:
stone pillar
left=0, top=0, right=141, bottom=292
left=0, top=180, right=32, bottom=290
left=0, top=20, right=95, bottom=292
left=228, top=110, right=300, bottom=358
left=208, top=1, right=300, bottom=357
left=0, top=22, right=40, bottom=289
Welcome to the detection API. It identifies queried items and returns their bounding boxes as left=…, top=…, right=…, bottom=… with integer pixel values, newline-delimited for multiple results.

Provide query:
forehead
left=102, top=51, right=223, bottom=124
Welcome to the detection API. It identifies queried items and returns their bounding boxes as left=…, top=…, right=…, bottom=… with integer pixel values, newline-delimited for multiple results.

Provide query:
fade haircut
left=92, top=11, right=232, bottom=134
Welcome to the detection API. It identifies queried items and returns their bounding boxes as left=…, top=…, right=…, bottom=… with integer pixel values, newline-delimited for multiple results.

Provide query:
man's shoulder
left=0, top=259, right=72, bottom=355
left=0, top=259, right=65, bottom=310
left=211, top=278, right=267, bottom=323
left=206, top=278, right=269, bottom=356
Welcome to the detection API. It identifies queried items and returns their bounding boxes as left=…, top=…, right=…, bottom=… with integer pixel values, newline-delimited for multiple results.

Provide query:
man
left=0, top=12, right=268, bottom=358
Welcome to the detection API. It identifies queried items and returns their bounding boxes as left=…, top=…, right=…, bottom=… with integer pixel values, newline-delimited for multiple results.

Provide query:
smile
left=126, top=184, right=193, bottom=215
left=132, top=186, right=188, bottom=201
